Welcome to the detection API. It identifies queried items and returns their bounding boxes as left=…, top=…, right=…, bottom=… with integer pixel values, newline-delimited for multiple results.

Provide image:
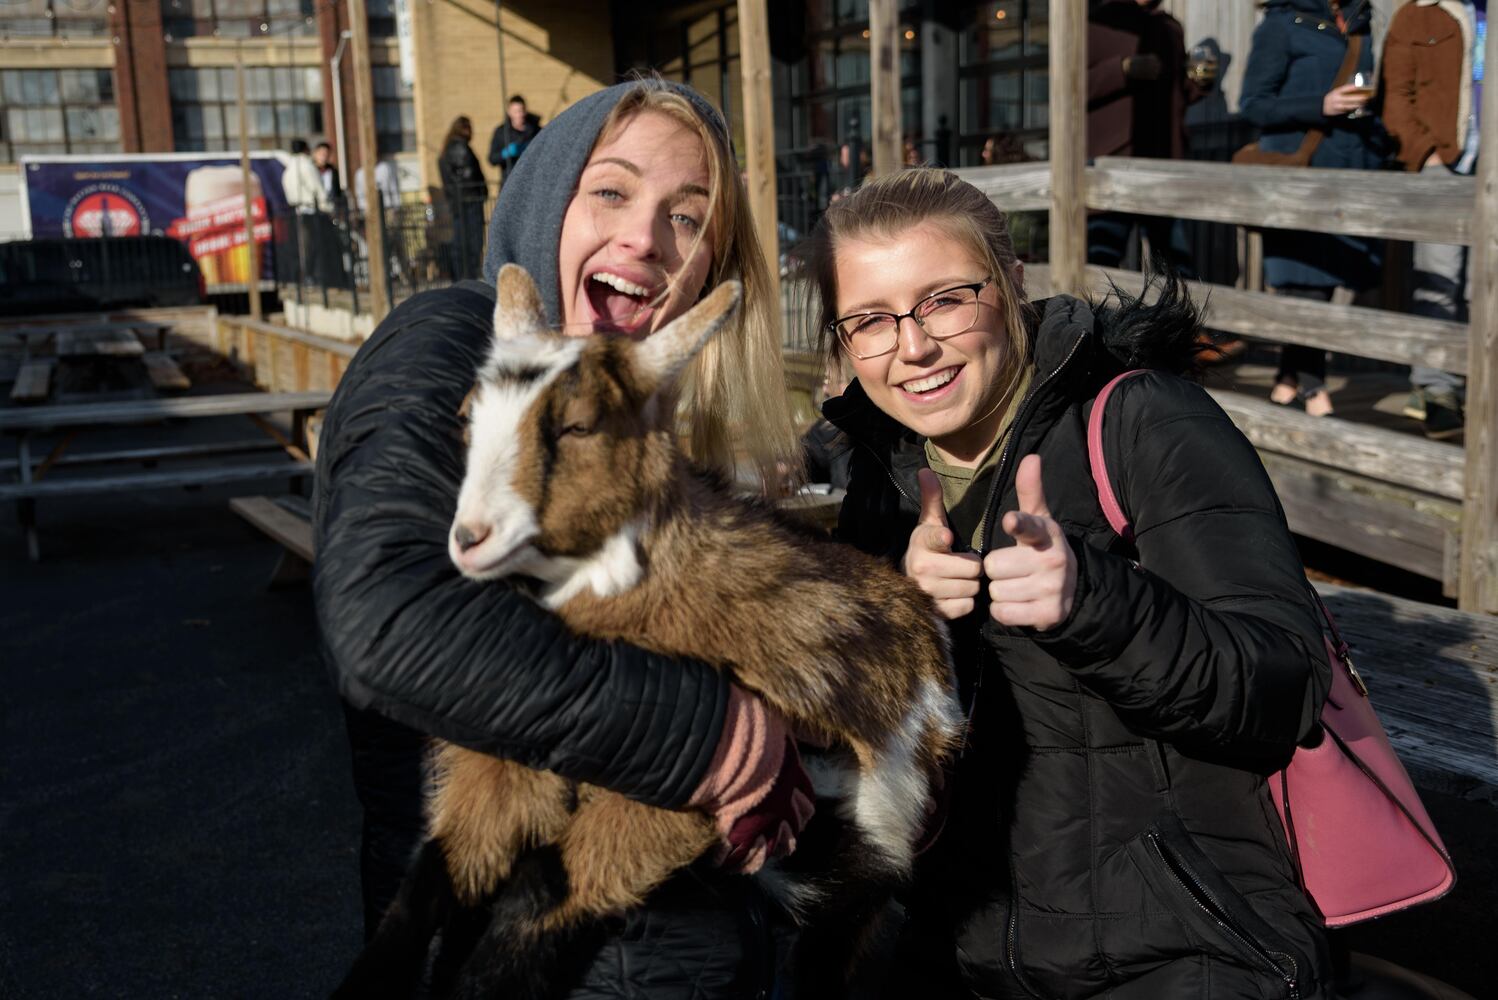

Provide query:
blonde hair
left=805, top=168, right=1034, bottom=417
left=594, top=80, right=800, bottom=487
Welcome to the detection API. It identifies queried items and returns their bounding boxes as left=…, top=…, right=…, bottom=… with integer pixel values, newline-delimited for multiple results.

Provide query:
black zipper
left=1145, top=832, right=1301, bottom=998
left=977, top=331, right=1088, bottom=552
left=1003, top=854, right=1051, bottom=1000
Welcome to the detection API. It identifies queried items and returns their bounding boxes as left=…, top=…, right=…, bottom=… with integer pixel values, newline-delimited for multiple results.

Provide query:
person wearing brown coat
left=1381, top=0, right=1482, bottom=439
left=1086, top=0, right=1202, bottom=274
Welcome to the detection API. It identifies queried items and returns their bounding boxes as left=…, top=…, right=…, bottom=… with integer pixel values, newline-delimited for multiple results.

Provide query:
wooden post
left=1459, top=11, right=1498, bottom=612
left=1048, top=0, right=1088, bottom=295
left=737, top=0, right=781, bottom=309
left=868, top=0, right=902, bottom=176
left=235, top=52, right=263, bottom=321
left=348, top=0, right=390, bottom=323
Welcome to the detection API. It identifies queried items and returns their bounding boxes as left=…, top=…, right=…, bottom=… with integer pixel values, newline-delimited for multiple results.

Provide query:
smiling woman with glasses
left=802, top=168, right=1336, bottom=999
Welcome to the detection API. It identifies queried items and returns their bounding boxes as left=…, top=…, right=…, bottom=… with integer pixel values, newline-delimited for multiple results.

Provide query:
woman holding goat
left=809, top=168, right=1335, bottom=999
left=314, top=79, right=817, bottom=997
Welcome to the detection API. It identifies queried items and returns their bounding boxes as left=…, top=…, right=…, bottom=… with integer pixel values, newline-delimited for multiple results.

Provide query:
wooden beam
left=234, top=52, right=263, bottom=321
left=1460, top=10, right=1498, bottom=612
left=951, top=162, right=1052, bottom=212
left=348, top=0, right=390, bottom=324
left=1027, top=263, right=1471, bottom=374
left=0, top=391, right=333, bottom=432
left=736, top=0, right=781, bottom=311
left=0, top=460, right=316, bottom=502
left=1206, top=390, right=1465, bottom=501
left=1049, top=0, right=1087, bottom=294
left=1089, top=157, right=1474, bottom=245
left=868, top=0, right=902, bottom=177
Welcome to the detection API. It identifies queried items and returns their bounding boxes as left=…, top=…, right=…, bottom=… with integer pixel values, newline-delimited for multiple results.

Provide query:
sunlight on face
left=557, top=112, right=717, bottom=338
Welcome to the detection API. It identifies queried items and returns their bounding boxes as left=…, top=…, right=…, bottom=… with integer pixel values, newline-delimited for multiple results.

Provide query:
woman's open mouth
left=897, top=365, right=962, bottom=401
left=585, top=270, right=661, bottom=335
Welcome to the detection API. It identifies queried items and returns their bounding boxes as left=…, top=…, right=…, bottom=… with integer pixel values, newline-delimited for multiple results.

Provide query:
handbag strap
left=1086, top=369, right=1149, bottom=544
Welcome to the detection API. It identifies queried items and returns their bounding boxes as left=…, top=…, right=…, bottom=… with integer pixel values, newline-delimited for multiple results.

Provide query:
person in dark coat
left=1086, top=0, right=1202, bottom=274
left=316, top=80, right=811, bottom=998
left=804, top=168, right=1333, bottom=998
left=437, top=115, right=489, bottom=280
left=1239, top=0, right=1387, bottom=417
left=488, top=93, right=543, bottom=182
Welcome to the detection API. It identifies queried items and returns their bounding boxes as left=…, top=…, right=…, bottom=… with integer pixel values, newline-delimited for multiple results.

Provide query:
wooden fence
left=953, top=154, right=1491, bottom=610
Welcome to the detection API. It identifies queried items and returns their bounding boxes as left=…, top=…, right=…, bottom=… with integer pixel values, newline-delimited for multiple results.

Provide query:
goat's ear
left=632, top=281, right=742, bottom=391
left=493, top=263, right=548, bottom=341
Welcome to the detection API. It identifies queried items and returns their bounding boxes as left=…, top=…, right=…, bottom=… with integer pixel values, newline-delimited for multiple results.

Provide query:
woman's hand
left=983, top=455, right=1077, bottom=630
left=1323, top=84, right=1372, bottom=117
left=904, top=469, right=983, bottom=620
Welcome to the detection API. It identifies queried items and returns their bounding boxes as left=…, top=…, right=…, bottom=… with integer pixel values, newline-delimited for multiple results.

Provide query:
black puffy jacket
left=828, top=292, right=1333, bottom=1000
left=313, top=281, right=778, bottom=997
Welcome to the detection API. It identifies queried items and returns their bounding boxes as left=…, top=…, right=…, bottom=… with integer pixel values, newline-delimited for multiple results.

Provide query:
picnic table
left=0, top=390, right=330, bottom=561
left=8, top=320, right=185, bottom=404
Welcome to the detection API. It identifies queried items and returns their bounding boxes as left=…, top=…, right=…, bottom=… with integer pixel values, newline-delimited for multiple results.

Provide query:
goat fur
left=335, top=265, right=962, bottom=999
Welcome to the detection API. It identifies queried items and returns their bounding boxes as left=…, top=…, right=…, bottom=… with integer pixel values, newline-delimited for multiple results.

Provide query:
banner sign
left=19, top=153, right=292, bottom=287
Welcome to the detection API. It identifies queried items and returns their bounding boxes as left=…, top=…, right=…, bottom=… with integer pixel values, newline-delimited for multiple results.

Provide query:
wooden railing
left=954, top=156, right=1494, bottom=611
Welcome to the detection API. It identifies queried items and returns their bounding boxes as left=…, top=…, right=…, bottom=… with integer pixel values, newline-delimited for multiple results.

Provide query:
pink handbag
left=1087, top=370, right=1455, bottom=927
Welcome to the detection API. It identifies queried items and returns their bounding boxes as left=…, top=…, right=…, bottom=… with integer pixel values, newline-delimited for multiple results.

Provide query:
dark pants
left=1272, top=284, right=1334, bottom=393
left=1088, top=213, right=1195, bottom=277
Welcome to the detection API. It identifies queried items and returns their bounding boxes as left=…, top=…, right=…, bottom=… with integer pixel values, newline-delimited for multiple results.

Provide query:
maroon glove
left=687, top=686, right=816, bottom=874
left=718, top=736, right=816, bottom=872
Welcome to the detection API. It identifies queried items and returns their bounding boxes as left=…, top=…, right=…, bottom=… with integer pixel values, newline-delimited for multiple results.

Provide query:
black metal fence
left=269, top=191, right=497, bottom=311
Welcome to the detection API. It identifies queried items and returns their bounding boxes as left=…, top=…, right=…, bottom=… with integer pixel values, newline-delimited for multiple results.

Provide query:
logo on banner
left=64, top=183, right=150, bottom=237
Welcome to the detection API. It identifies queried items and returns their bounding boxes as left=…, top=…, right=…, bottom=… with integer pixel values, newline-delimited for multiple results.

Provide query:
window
left=0, top=0, right=108, bottom=39
left=957, top=0, right=1049, bottom=165
left=0, top=69, right=119, bottom=161
left=158, top=0, right=317, bottom=40
left=372, top=66, right=416, bottom=154
left=169, top=66, right=322, bottom=152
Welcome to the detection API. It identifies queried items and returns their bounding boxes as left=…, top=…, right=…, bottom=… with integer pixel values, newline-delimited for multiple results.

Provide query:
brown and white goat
left=334, top=264, right=962, bottom=1000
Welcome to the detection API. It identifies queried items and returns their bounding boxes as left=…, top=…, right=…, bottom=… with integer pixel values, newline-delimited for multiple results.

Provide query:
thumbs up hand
left=903, top=468, right=984, bottom=620
left=982, top=455, right=1077, bottom=630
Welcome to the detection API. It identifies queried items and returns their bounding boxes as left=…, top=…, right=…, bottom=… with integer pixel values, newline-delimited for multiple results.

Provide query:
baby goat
left=334, top=264, right=962, bottom=1000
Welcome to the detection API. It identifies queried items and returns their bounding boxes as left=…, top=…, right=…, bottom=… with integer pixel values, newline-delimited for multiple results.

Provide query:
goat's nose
left=454, top=522, right=490, bottom=552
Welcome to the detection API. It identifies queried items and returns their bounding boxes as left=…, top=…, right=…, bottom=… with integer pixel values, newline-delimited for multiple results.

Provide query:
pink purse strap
left=1086, top=369, right=1149, bottom=545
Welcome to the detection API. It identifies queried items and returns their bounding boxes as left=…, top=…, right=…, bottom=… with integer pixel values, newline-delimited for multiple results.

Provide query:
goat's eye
left=561, top=422, right=593, bottom=437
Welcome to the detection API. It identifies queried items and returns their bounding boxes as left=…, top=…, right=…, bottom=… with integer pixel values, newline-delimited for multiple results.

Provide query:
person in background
left=280, top=138, right=336, bottom=286
left=801, top=355, right=853, bottom=490
left=979, top=132, right=1032, bottom=166
left=438, top=115, right=488, bottom=280
left=1086, top=0, right=1202, bottom=276
left=282, top=138, right=330, bottom=214
left=1382, top=0, right=1482, bottom=440
left=353, top=156, right=401, bottom=216
left=1240, top=0, right=1385, bottom=418
left=314, top=141, right=342, bottom=205
left=488, top=94, right=542, bottom=182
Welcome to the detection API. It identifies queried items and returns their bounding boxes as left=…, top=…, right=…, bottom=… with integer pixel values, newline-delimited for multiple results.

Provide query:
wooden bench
left=230, top=494, right=315, bottom=587
left=1316, top=582, right=1498, bottom=805
left=10, top=359, right=53, bottom=403
left=142, top=352, right=191, bottom=392
left=1, top=390, right=330, bottom=561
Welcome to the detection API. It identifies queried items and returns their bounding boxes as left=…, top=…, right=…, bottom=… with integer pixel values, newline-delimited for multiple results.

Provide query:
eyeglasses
left=831, top=278, right=993, bottom=360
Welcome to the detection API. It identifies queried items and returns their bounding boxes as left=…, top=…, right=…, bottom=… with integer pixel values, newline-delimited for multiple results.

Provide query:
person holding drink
left=1239, top=0, right=1387, bottom=417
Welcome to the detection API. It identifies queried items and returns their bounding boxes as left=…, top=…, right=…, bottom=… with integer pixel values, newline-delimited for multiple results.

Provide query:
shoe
left=1402, top=389, right=1428, bottom=422
left=1270, top=380, right=1299, bottom=405
left=1304, top=389, right=1334, bottom=418
left=1423, top=391, right=1464, bottom=440
left=1196, top=333, right=1247, bottom=365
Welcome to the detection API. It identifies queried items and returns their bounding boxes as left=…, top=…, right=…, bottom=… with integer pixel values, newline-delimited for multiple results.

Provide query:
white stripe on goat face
left=449, top=333, right=585, bottom=580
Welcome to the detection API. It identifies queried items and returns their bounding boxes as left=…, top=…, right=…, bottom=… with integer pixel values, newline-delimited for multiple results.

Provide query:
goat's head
left=449, top=263, right=741, bottom=581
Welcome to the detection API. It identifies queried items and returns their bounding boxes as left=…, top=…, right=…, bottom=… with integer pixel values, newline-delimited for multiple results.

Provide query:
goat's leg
left=332, top=837, right=456, bottom=1000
